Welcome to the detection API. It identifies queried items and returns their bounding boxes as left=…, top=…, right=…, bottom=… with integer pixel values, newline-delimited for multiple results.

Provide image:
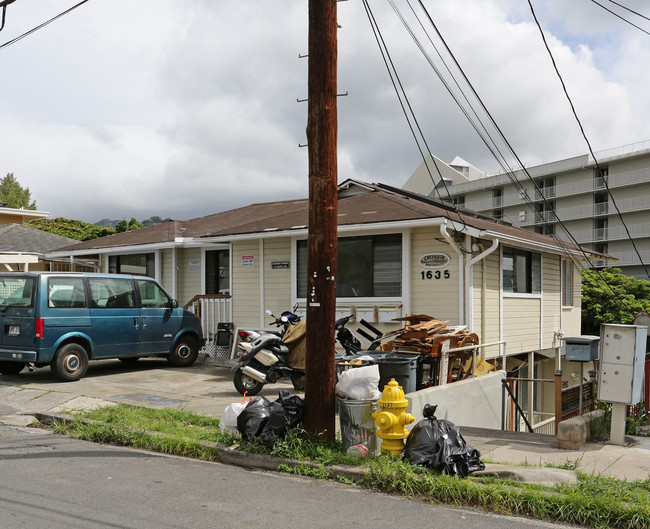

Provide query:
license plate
left=7, top=325, right=20, bottom=336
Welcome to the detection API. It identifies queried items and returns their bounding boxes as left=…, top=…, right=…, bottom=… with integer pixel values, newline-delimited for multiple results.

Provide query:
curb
left=33, top=411, right=576, bottom=487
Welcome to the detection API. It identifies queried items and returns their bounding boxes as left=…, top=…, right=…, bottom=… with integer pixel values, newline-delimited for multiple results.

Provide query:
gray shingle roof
left=0, top=224, right=78, bottom=255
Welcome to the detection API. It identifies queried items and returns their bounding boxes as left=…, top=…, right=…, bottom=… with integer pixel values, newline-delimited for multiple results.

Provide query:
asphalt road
left=0, top=424, right=578, bottom=529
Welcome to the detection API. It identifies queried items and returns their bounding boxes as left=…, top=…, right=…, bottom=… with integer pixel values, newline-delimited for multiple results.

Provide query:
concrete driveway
left=0, top=356, right=297, bottom=421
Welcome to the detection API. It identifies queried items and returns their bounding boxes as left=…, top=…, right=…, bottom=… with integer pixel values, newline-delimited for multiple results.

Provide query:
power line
left=590, top=0, right=650, bottom=37
left=0, top=0, right=90, bottom=51
left=527, top=0, right=650, bottom=280
left=607, top=0, right=650, bottom=22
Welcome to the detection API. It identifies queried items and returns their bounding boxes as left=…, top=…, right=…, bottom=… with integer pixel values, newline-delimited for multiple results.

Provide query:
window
left=502, top=247, right=541, bottom=294
left=137, top=279, right=171, bottom=308
left=297, top=234, right=402, bottom=298
left=48, top=277, right=86, bottom=308
left=109, top=253, right=155, bottom=277
left=561, top=260, right=573, bottom=306
left=0, top=277, right=34, bottom=307
left=205, top=250, right=230, bottom=295
left=89, top=277, right=136, bottom=308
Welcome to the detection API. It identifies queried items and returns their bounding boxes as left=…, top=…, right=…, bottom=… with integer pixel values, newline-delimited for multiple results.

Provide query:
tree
left=115, top=217, right=143, bottom=233
left=0, top=173, right=36, bottom=210
left=28, top=218, right=115, bottom=241
left=581, top=267, right=650, bottom=334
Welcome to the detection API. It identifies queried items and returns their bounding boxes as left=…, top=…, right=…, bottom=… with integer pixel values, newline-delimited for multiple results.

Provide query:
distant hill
left=94, top=216, right=171, bottom=228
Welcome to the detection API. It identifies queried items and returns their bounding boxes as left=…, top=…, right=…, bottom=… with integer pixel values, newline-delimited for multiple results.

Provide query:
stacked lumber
left=381, top=314, right=479, bottom=356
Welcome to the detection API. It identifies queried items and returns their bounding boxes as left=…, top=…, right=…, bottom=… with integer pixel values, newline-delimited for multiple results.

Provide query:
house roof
left=0, top=223, right=77, bottom=255
left=50, top=180, right=598, bottom=259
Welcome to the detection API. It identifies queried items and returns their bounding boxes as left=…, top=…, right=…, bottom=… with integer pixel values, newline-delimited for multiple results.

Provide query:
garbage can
left=376, top=355, right=415, bottom=394
left=337, top=397, right=379, bottom=455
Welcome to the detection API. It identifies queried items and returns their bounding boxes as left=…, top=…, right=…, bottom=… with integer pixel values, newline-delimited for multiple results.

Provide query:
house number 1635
left=421, top=270, right=450, bottom=280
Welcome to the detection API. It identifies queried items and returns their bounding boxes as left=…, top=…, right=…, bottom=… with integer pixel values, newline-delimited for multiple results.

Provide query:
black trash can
left=376, top=355, right=413, bottom=394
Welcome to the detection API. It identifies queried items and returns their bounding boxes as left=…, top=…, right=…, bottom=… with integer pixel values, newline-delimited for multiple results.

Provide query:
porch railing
left=184, top=295, right=233, bottom=357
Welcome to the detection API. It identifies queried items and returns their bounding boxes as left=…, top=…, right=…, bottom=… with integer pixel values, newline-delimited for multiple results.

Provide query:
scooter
left=335, top=314, right=384, bottom=354
left=232, top=309, right=305, bottom=396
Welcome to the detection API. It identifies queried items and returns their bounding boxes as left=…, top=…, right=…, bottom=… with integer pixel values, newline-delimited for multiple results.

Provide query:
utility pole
left=304, top=0, right=338, bottom=442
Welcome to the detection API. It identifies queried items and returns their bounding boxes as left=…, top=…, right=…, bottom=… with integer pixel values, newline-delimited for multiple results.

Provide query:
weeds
left=46, top=404, right=650, bottom=529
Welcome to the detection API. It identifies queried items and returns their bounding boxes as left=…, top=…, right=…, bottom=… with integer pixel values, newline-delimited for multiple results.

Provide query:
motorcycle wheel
left=234, top=369, right=264, bottom=396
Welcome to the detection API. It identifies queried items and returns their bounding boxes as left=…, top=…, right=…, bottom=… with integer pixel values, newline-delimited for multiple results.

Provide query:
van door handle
left=134, top=317, right=139, bottom=329
left=141, top=317, right=146, bottom=329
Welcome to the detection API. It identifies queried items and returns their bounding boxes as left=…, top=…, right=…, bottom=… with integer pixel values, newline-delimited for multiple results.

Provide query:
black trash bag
left=237, top=396, right=271, bottom=441
left=402, top=404, right=485, bottom=478
left=258, top=390, right=305, bottom=448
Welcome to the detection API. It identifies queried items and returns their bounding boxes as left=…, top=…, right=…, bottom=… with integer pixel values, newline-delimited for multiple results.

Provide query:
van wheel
left=0, top=361, right=25, bottom=375
left=51, top=344, right=89, bottom=382
left=167, top=337, right=198, bottom=367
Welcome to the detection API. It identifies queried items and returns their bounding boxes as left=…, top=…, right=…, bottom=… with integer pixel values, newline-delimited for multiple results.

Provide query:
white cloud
left=1, top=0, right=649, bottom=221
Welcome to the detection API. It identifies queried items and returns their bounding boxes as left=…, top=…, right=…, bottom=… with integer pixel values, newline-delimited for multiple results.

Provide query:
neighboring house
left=404, top=140, right=650, bottom=279
left=0, top=223, right=92, bottom=272
left=0, top=204, right=49, bottom=226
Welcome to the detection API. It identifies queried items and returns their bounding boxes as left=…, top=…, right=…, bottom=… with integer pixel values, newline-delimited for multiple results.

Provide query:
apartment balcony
left=462, top=166, right=650, bottom=213
left=599, top=249, right=650, bottom=268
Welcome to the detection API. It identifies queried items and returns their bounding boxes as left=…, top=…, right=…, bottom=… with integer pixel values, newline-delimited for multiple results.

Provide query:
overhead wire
left=0, top=0, right=90, bottom=51
left=590, top=0, right=650, bottom=36
left=527, top=0, right=650, bottom=280
left=393, top=0, right=597, bottom=276
left=607, top=0, right=650, bottom=22
left=368, top=0, right=624, bottom=298
left=360, top=0, right=468, bottom=231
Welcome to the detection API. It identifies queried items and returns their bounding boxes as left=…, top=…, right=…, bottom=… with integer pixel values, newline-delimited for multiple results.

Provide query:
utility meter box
left=598, top=324, right=647, bottom=405
left=562, top=335, right=600, bottom=362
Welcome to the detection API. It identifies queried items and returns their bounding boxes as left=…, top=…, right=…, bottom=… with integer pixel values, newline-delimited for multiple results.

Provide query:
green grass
left=42, top=404, right=650, bottom=529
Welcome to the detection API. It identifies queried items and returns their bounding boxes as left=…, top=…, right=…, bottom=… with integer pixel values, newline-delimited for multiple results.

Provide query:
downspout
left=464, top=238, right=499, bottom=336
left=440, top=221, right=465, bottom=325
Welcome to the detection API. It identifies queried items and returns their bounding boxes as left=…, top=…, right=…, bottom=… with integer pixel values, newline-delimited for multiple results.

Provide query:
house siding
left=176, top=248, right=201, bottom=305
left=472, top=251, right=501, bottom=347
left=502, top=297, right=541, bottom=353
left=263, top=238, right=292, bottom=318
left=542, top=253, right=561, bottom=349
left=410, top=227, right=460, bottom=324
left=232, top=240, right=261, bottom=328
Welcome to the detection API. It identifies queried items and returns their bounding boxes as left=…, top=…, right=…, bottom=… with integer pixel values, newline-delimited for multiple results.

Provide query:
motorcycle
left=335, top=314, right=383, bottom=354
left=232, top=309, right=305, bottom=396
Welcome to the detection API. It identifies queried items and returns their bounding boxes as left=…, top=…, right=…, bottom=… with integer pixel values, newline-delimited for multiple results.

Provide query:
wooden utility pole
left=304, top=0, right=338, bottom=442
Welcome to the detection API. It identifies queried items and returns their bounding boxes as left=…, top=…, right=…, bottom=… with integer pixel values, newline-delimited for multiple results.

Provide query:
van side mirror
left=171, top=299, right=179, bottom=309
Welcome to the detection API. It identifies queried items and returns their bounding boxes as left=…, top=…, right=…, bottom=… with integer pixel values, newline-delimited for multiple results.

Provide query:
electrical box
left=598, top=324, right=647, bottom=405
left=562, top=335, right=599, bottom=362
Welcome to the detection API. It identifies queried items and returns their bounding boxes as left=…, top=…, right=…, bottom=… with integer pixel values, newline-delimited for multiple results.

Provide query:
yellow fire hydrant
left=372, top=378, right=415, bottom=455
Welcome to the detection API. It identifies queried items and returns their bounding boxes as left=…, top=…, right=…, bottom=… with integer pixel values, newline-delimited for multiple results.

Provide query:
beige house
left=49, top=180, right=593, bottom=357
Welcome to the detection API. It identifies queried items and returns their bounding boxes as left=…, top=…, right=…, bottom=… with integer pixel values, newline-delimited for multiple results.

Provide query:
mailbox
left=562, top=335, right=600, bottom=362
left=598, top=324, right=647, bottom=405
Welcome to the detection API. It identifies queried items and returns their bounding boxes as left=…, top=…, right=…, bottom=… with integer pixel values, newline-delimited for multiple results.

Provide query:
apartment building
left=403, top=141, right=650, bottom=279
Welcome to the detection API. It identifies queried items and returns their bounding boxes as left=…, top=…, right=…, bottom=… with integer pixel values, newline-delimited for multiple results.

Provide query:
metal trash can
left=337, top=397, right=379, bottom=455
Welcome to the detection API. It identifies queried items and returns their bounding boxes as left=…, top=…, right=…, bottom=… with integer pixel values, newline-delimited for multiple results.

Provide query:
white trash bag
left=335, top=364, right=380, bottom=400
left=220, top=397, right=252, bottom=433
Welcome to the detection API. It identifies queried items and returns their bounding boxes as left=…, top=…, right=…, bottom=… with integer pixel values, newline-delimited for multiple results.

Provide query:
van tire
left=0, top=361, right=25, bottom=375
left=167, top=336, right=198, bottom=367
left=51, top=344, right=89, bottom=382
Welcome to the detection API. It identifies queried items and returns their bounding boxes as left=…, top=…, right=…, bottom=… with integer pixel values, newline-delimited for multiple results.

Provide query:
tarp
left=283, top=320, right=307, bottom=370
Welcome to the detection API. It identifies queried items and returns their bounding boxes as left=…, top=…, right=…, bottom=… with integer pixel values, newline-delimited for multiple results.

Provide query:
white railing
left=184, top=295, right=232, bottom=350
left=530, top=414, right=556, bottom=435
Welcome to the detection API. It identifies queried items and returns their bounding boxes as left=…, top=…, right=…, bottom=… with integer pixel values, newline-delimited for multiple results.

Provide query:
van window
left=0, top=277, right=34, bottom=307
left=48, top=277, right=86, bottom=308
left=137, top=279, right=171, bottom=308
left=89, top=277, right=136, bottom=308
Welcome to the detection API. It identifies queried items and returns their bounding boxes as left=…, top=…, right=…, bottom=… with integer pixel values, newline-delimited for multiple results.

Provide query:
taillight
left=35, top=318, right=44, bottom=339
left=238, top=331, right=253, bottom=341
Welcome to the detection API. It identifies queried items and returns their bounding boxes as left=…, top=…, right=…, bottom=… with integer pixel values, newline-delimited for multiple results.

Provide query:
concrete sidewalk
left=1, top=356, right=649, bottom=483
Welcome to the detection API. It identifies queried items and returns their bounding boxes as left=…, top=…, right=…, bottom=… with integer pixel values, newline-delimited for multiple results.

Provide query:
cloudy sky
left=1, top=0, right=649, bottom=223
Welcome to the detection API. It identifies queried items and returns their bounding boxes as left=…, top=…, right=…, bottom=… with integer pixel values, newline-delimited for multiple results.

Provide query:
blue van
left=0, top=272, right=204, bottom=381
